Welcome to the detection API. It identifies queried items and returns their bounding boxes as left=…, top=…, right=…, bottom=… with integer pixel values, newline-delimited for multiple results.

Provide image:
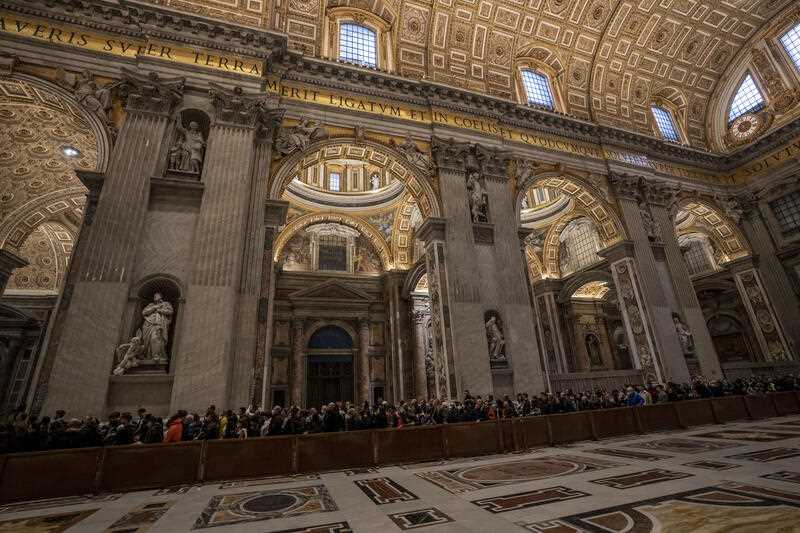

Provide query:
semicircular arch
left=269, top=137, right=441, bottom=217
left=273, top=211, right=394, bottom=270
left=671, top=197, right=750, bottom=261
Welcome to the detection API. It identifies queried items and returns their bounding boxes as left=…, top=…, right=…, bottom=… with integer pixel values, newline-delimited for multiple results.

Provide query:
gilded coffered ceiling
left=140, top=0, right=798, bottom=149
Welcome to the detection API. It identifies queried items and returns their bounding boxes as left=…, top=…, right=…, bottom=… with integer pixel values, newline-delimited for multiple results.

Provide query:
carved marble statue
left=672, top=313, right=695, bottom=357
left=56, top=68, right=116, bottom=127
left=169, top=120, right=206, bottom=174
left=467, top=171, right=489, bottom=223
left=141, top=293, right=174, bottom=364
left=370, top=173, right=381, bottom=190
left=485, top=314, right=506, bottom=362
left=586, top=334, right=603, bottom=367
left=640, top=206, right=661, bottom=242
left=395, top=135, right=432, bottom=171
left=113, top=332, right=144, bottom=375
left=275, top=119, right=326, bottom=156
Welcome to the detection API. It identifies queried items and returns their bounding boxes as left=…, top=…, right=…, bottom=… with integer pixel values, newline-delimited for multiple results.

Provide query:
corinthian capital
left=209, top=83, right=281, bottom=130
left=642, top=180, right=678, bottom=207
left=119, top=67, right=184, bottom=115
left=733, top=191, right=760, bottom=221
left=609, top=173, right=643, bottom=201
left=431, top=137, right=509, bottom=179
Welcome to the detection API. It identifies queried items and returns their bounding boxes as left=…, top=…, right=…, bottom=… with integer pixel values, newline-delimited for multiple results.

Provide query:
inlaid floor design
left=416, top=454, right=621, bottom=494
left=3, top=416, right=800, bottom=532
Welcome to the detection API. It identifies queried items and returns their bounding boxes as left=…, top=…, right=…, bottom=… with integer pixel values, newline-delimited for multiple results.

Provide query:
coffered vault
left=140, top=0, right=800, bottom=151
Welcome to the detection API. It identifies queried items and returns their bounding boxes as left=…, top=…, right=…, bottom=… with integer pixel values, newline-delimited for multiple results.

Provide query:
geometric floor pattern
left=2, top=416, right=799, bottom=532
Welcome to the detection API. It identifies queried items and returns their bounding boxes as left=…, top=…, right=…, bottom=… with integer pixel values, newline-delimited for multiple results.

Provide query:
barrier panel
left=100, top=441, right=202, bottom=492
left=203, top=436, right=295, bottom=481
left=296, top=430, right=374, bottom=473
left=514, top=416, right=550, bottom=449
left=0, top=447, right=101, bottom=503
left=674, top=399, right=715, bottom=427
left=744, top=395, right=778, bottom=420
left=444, top=421, right=500, bottom=457
left=772, top=391, right=800, bottom=416
left=2, top=394, right=798, bottom=503
left=549, top=412, right=593, bottom=444
left=711, top=396, right=749, bottom=423
left=637, top=404, right=681, bottom=432
left=591, top=407, right=638, bottom=439
left=375, top=425, right=444, bottom=465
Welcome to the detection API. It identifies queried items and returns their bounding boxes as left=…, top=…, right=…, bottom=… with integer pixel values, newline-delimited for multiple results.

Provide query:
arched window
left=650, top=105, right=680, bottom=142
left=559, top=217, right=602, bottom=276
left=329, top=172, right=341, bottom=191
left=678, top=234, right=717, bottom=276
left=338, top=22, right=377, bottom=68
left=520, top=69, right=555, bottom=110
left=780, top=23, right=800, bottom=72
left=728, top=74, right=765, bottom=124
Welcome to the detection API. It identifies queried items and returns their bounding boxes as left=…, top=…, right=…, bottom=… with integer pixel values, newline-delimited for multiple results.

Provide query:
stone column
left=728, top=258, right=793, bottom=361
left=358, top=317, right=371, bottom=403
left=253, top=201, right=288, bottom=408
left=417, top=217, right=455, bottom=399
left=0, top=249, right=27, bottom=295
left=429, top=139, right=545, bottom=398
left=382, top=271, right=407, bottom=402
left=290, top=318, right=304, bottom=406
left=172, top=85, right=275, bottom=410
left=531, top=280, right=569, bottom=377
left=41, top=70, right=184, bottom=416
left=736, top=193, right=800, bottom=357
left=647, top=182, right=722, bottom=378
left=230, top=102, right=283, bottom=409
left=600, top=241, right=665, bottom=383
left=410, top=298, right=430, bottom=398
left=609, top=175, right=689, bottom=383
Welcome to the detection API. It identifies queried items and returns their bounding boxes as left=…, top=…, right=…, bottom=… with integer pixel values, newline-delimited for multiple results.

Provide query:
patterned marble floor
left=3, top=416, right=800, bottom=532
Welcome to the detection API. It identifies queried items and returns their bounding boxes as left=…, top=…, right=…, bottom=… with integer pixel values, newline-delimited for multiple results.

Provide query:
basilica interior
left=0, top=0, right=798, bottom=418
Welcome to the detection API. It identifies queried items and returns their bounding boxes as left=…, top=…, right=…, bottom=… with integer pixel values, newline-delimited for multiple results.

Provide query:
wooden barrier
left=591, top=407, right=638, bottom=439
left=710, top=396, right=749, bottom=423
left=0, top=447, right=101, bottom=502
left=1, top=394, right=798, bottom=503
left=674, top=399, right=716, bottom=427
left=203, top=436, right=295, bottom=481
left=100, top=440, right=203, bottom=492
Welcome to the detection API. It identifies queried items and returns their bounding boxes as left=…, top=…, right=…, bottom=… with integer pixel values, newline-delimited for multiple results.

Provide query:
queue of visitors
left=2, top=374, right=798, bottom=454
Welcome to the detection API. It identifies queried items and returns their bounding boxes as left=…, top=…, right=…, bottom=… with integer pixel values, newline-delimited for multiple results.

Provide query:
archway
left=305, top=325, right=355, bottom=407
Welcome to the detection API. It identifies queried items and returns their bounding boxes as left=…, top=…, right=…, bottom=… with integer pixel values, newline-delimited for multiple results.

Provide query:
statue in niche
left=394, top=135, right=432, bottom=171
left=274, top=118, right=326, bottom=156
left=141, top=293, right=174, bottom=363
left=672, top=312, right=695, bottom=357
left=56, top=68, right=117, bottom=128
left=169, top=119, right=206, bottom=174
left=586, top=333, right=603, bottom=367
left=370, top=173, right=381, bottom=190
left=485, top=311, right=507, bottom=364
left=467, top=171, right=489, bottom=223
left=612, top=323, right=630, bottom=366
left=640, top=206, right=661, bottom=242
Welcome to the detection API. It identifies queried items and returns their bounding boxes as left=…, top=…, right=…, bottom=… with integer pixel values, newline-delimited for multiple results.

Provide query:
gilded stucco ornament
left=274, top=119, right=327, bottom=156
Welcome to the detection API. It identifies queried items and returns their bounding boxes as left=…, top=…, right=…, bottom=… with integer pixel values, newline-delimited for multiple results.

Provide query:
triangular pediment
left=289, top=279, right=372, bottom=302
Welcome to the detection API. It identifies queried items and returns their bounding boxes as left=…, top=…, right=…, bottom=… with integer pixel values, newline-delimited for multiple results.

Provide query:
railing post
left=495, top=419, right=504, bottom=453
left=442, top=425, right=450, bottom=459
left=371, top=430, right=379, bottom=465
left=93, top=448, right=107, bottom=494
left=588, top=412, right=598, bottom=440
left=545, top=416, right=554, bottom=446
left=672, top=403, right=686, bottom=429
left=197, top=441, right=208, bottom=483
left=291, top=436, right=299, bottom=473
left=632, top=407, right=644, bottom=434
left=708, top=399, right=720, bottom=424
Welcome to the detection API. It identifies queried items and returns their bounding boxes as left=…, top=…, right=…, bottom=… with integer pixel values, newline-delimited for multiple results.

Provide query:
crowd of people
left=2, top=374, right=797, bottom=454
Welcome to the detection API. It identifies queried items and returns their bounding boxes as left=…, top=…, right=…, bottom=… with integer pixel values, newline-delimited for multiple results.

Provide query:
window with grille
left=681, top=239, right=715, bottom=276
left=329, top=172, right=340, bottom=191
left=338, top=22, right=377, bottom=68
left=318, top=234, right=348, bottom=271
left=560, top=218, right=601, bottom=275
left=651, top=105, right=680, bottom=142
left=770, top=191, right=800, bottom=233
left=780, top=23, right=800, bottom=72
left=728, top=74, right=765, bottom=124
left=520, top=69, right=555, bottom=109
